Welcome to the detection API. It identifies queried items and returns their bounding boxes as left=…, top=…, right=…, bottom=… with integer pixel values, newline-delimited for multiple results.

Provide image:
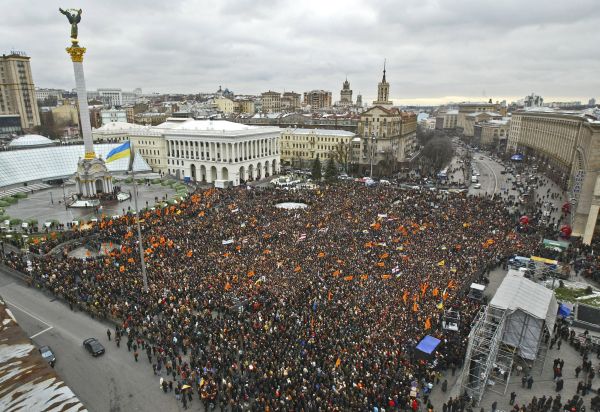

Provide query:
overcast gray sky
left=2, top=0, right=599, bottom=105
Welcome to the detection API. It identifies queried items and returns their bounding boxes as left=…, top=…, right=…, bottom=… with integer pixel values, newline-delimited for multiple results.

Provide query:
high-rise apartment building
left=303, top=90, right=332, bottom=110
left=0, top=52, right=41, bottom=130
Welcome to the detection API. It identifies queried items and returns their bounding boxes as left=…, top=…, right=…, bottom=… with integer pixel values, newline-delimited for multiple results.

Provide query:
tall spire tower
left=373, top=59, right=393, bottom=108
left=60, top=8, right=113, bottom=198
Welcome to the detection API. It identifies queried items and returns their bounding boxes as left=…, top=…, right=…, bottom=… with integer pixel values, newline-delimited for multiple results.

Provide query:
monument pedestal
left=75, top=157, right=113, bottom=197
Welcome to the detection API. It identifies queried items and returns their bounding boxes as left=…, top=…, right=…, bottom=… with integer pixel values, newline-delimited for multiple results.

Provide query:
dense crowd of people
left=2, top=183, right=549, bottom=410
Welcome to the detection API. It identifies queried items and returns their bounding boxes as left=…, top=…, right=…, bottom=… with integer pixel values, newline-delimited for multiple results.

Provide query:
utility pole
left=129, top=142, right=149, bottom=293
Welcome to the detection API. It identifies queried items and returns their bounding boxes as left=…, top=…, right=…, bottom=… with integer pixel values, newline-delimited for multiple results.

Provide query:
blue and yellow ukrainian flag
left=106, top=141, right=131, bottom=163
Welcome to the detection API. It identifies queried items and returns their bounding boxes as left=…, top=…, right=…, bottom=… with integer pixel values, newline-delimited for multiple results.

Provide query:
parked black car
left=83, top=338, right=105, bottom=357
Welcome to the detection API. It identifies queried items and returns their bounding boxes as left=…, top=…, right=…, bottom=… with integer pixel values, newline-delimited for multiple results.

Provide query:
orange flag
left=412, top=302, right=419, bottom=312
left=421, top=282, right=429, bottom=297
left=360, top=274, right=369, bottom=281
left=335, top=358, right=341, bottom=368
left=381, top=274, right=392, bottom=280
left=247, top=270, right=255, bottom=277
left=127, top=257, right=135, bottom=264
left=186, top=250, right=193, bottom=257
left=294, top=266, right=301, bottom=273
left=263, top=249, right=271, bottom=255
left=376, top=262, right=385, bottom=268
left=432, top=288, right=439, bottom=297
left=442, top=291, right=449, bottom=301
left=224, top=282, right=232, bottom=291
left=379, top=252, right=389, bottom=259
left=119, top=266, right=125, bottom=273
left=328, top=291, right=333, bottom=301
left=403, top=290, right=409, bottom=305
left=447, top=279, right=456, bottom=289
left=424, top=317, right=431, bottom=330
left=318, top=252, right=326, bottom=258
left=343, top=275, right=353, bottom=281
left=332, top=270, right=341, bottom=277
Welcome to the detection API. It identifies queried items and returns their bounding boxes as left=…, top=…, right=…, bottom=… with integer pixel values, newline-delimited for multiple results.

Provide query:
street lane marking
left=4, top=299, right=52, bottom=328
left=30, top=326, right=54, bottom=339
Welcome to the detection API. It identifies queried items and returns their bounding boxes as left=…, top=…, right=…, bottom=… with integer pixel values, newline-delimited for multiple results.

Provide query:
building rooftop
left=156, top=118, right=258, bottom=131
left=0, top=143, right=151, bottom=188
left=0, top=297, right=85, bottom=411
left=93, top=122, right=149, bottom=133
left=467, top=111, right=502, bottom=118
left=8, top=134, right=55, bottom=148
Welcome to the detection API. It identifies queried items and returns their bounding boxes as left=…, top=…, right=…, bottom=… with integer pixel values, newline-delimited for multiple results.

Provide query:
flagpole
left=129, top=141, right=149, bottom=293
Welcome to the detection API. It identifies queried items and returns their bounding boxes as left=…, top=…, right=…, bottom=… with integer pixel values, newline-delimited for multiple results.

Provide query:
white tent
left=489, top=270, right=558, bottom=360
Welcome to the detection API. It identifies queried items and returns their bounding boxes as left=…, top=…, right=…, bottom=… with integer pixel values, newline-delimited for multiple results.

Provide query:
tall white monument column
left=64, top=13, right=113, bottom=198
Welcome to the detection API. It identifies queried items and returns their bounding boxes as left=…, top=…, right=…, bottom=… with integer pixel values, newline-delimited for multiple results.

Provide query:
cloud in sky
left=2, top=0, right=599, bottom=104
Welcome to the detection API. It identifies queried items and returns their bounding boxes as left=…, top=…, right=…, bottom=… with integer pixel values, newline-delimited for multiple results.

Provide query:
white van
left=471, top=176, right=478, bottom=183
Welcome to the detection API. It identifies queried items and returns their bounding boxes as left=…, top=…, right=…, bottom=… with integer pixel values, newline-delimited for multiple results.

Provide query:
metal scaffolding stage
left=459, top=305, right=511, bottom=406
left=459, top=271, right=558, bottom=406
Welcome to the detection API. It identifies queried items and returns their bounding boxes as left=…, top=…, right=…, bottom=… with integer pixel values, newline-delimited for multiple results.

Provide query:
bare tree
left=332, top=141, right=351, bottom=173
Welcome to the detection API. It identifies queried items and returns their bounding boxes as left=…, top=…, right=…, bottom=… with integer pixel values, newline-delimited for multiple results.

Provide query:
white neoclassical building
left=159, top=118, right=280, bottom=185
left=92, top=118, right=281, bottom=186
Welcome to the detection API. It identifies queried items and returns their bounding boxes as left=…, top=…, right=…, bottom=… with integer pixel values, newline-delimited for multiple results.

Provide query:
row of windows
left=282, top=135, right=348, bottom=143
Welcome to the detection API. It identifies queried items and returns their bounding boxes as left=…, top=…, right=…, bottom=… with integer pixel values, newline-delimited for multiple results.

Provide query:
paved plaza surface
left=4, top=181, right=178, bottom=227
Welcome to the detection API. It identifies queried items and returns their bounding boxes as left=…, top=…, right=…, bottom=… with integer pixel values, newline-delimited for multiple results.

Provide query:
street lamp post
left=370, top=132, right=376, bottom=179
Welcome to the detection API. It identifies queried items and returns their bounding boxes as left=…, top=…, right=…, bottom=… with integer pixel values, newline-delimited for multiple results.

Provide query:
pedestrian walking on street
left=106, top=329, right=111, bottom=341
left=510, top=391, right=517, bottom=405
left=134, top=350, right=139, bottom=362
left=527, top=375, right=534, bottom=389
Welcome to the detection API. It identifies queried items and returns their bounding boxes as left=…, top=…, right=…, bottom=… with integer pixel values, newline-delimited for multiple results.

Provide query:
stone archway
left=190, top=164, right=197, bottom=181
left=256, top=162, right=262, bottom=180
left=264, top=160, right=270, bottom=178
left=210, top=166, right=218, bottom=182
left=239, top=166, right=246, bottom=182
left=272, top=159, right=278, bottom=175
left=95, top=179, right=104, bottom=193
left=248, top=164, right=254, bottom=180
left=200, top=165, right=207, bottom=182
left=221, top=166, right=229, bottom=181
left=175, top=169, right=181, bottom=180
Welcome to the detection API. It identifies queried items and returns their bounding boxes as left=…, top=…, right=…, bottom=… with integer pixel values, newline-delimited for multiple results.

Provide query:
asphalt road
left=0, top=268, right=187, bottom=412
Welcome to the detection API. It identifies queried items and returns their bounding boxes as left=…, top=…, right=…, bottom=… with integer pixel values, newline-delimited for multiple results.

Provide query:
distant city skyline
left=3, top=0, right=599, bottom=106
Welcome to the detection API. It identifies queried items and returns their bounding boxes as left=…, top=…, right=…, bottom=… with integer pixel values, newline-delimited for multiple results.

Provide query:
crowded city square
left=2, top=180, right=551, bottom=410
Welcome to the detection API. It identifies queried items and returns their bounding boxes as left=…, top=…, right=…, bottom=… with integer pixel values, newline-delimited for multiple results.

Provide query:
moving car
left=83, top=338, right=105, bottom=357
left=473, top=183, right=482, bottom=189
left=39, top=345, right=56, bottom=367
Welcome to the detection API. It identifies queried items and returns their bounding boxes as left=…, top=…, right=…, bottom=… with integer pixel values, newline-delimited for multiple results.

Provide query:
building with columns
left=162, top=118, right=280, bottom=185
left=507, top=108, right=600, bottom=243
